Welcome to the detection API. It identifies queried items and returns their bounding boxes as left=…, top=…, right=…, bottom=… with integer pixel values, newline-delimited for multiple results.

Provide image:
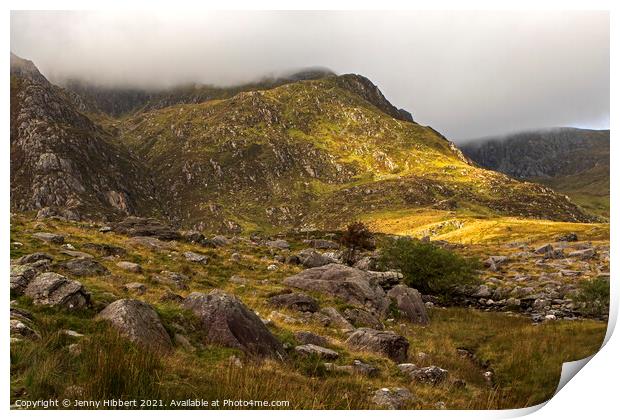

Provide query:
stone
left=32, top=232, right=64, bottom=244
left=15, top=252, right=53, bottom=265
left=568, top=248, right=596, bottom=260
left=294, top=331, right=329, bottom=347
left=265, top=239, right=290, bottom=249
left=398, top=364, right=448, bottom=385
left=229, top=275, right=249, bottom=285
left=267, top=264, right=278, bottom=271
left=116, top=261, right=142, bottom=273
left=556, top=233, right=578, bottom=242
left=534, top=244, right=554, bottom=254
left=387, top=285, right=430, bottom=325
left=82, top=242, right=127, bottom=256
left=159, top=290, right=184, bottom=303
left=306, top=239, right=340, bottom=250
left=353, top=255, right=378, bottom=271
left=127, top=236, right=174, bottom=251
left=10, top=319, right=39, bottom=340
left=24, top=272, right=90, bottom=309
left=154, top=271, right=189, bottom=290
left=295, top=344, right=339, bottom=360
left=343, top=308, right=383, bottom=329
left=472, top=284, right=492, bottom=298
left=62, top=258, right=110, bottom=276
left=123, top=282, right=146, bottom=295
left=284, top=264, right=389, bottom=316
left=111, top=217, right=180, bottom=240
left=346, top=328, right=409, bottom=362
left=371, top=387, right=413, bottom=409
left=320, top=307, right=355, bottom=330
left=99, top=226, right=112, bottom=233
left=268, top=292, right=319, bottom=313
left=10, top=264, right=39, bottom=295
left=211, top=235, right=230, bottom=247
left=184, top=251, right=209, bottom=264
left=61, top=250, right=94, bottom=259
left=174, top=333, right=196, bottom=352
left=182, top=290, right=284, bottom=358
left=97, top=299, right=172, bottom=353
left=297, top=248, right=335, bottom=268
left=182, top=230, right=205, bottom=244
left=367, top=271, right=403, bottom=289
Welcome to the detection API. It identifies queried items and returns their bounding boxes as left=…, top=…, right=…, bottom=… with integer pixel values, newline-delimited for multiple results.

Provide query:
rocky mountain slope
left=461, top=128, right=610, bottom=217
left=10, top=53, right=596, bottom=232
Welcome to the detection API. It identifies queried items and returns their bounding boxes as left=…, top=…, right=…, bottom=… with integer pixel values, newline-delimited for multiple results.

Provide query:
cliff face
left=461, top=128, right=609, bottom=179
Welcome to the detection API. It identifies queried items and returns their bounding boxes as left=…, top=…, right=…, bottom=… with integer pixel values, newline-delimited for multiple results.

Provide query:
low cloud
left=10, top=10, right=609, bottom=140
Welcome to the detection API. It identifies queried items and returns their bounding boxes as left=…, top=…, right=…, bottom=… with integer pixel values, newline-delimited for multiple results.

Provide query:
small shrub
left=574, top=277, right=609, bottom=317
left=339, top=222, right=375, bottom=264
left=378, top=237, right=480, bottom=295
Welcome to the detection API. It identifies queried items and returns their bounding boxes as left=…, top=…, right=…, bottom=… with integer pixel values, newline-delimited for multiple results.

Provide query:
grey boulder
left=387, top=285, right=430, bottom=325
left=24, top=272, right=90, bottom=309
left=346, top=328, right=409, bottom=362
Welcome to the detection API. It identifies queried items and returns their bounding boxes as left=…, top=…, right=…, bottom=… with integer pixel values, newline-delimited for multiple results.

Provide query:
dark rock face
left=183, top=290, right=284, bottom=358
left=387, top=285, right=430, bottom=325
left=24, top=272, right=90, bottom=309
left=345, top=328, right=409, bottom=362
left=111, top=217, right=180, bottom=240
left=97, top=299, right=172, bottom=353
left=284, top=264, right=389, bottom=316
left=461, top=128, right=609, bottom=179
left=268, top=292, right=319, bottom=313
left=62, top=258, right=110, bottom=276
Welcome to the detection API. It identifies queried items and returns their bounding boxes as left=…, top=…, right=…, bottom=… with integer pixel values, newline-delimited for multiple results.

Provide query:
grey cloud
left=10, top=10, right=609, bottom=141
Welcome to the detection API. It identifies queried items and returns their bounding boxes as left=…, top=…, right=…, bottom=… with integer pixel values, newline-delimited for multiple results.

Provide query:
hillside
left=11, top=53, right=596, bottom=233
left=461, top=128, right=610, bottom=218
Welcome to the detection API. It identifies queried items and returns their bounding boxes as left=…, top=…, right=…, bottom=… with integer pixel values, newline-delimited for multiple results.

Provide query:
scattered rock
left=294, top=331, right=329, bottom=347
left=184, top=251, right=209, bottom=264
left=346, top=328, right=409, bottom=362
left=10, top=319, right=39, bottom=340
left=24, top=272, right=90, bottom=309
left=82, top=242, right=127, bottom=256
left=123, top=282, right=147, bottom=295
left=10, top=264, right=39, bottom=295
left=556, top=233, right=578, bottom=242
left=183, top=290, right=284, bottom=358
left=211, top=235, right=230, bottom=247
left=265, top=239, right=290, bottom=249
left=127, top=236, right=174, bottom=251
left=62, top=258, right=110, bottom=276
left=268, top=292, right=319, bottom=313
left=111, top=217, right=180, bottom=240
left=154, top=271, right=189, bottom=290
left=116, top=261, right=142, bottom=273
left=398, top=364, right=448, bottom=385
left=568, top=248, right=596, bottom=260
left=32, top=232, right=64, bottom=244
left=295, top=344, right=339, bottom=360
left=267, top=264, right=278, bottom=271
left=15, top=252, right=53, bottom=265
left=229, top=275, right=249, bottom=285
left=97, top=299, right=172, bottom=353
left=61, top=250, right=94, bottom=259
left=371, top=387, right=413, bottom=409
left=159, top=290, right=184, bottom=303
left=320, top=307, right=355, bottom=330
left=297, top=248, right=335, bottom=268
left=306, top=239, right=339, bottom=250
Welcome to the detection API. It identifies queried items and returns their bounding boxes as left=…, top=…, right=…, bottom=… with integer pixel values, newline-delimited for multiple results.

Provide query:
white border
left=3, top=1, right=616, bottom=419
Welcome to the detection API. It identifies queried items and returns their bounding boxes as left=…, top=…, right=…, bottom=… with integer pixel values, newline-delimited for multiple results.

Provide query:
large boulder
left=111, top=217, right=181, bottom=241
left=371, top=387, right=414, bottom=409
left=345, top=328, right=409, bottom=362
left=387, top=285, right=430, bottom=325
left=397, top=364, right=448, bottom=385
left=24, top=272, right=90, bottom=309
left=15, top=252, right=53, bottom=265
left=97, top=299, right=172, bottom=353
left=267, top=292, right=319, bottom=313
left=62, top=258, right=110, bottom=276
left=183, top=290, right=284, bottom=358
left=284, top=264, right=389, bottom=316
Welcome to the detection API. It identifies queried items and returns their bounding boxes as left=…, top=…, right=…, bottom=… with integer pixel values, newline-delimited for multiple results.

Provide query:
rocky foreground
left=10, top=215, right=608, bottom=409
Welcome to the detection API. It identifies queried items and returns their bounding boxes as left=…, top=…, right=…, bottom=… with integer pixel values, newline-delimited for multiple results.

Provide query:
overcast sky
left=10, top=10, right=609, bottom=141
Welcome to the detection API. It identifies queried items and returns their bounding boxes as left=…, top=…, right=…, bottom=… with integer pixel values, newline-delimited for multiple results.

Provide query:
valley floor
left=9, top=213, right=609, bottom=409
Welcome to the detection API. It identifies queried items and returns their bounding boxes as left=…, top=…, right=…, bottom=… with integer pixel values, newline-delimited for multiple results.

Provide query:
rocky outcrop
left=346, top=328, right=409, bottom=362
left=284, top=264, right=389, bottom=316
left=24, top=272, right=90, bottom=309
left=296, top=248, right=336, bottom=268
left=97, top=299, right=172, bottom=353
left=183, top=290, right=284, bottom=358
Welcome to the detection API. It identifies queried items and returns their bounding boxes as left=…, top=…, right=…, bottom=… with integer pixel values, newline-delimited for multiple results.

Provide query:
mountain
left=10, top=53, right=596, bottom=231
left=461, top=128, right=610, bottom=218
left=10, top=53, right=162, bottom=221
